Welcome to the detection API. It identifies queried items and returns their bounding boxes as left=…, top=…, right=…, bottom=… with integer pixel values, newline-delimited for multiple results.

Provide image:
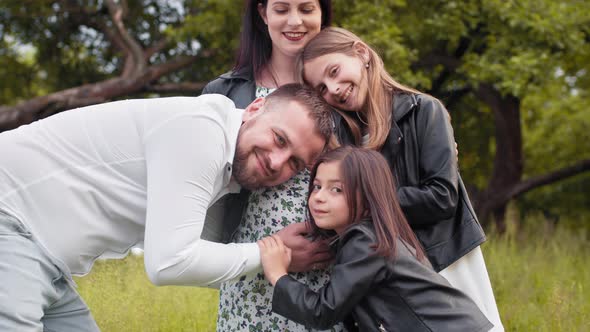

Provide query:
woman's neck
left=257, top=52, right=297, bottom=88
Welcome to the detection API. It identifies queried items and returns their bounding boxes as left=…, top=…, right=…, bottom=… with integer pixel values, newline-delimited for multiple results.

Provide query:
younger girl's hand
left=258, top=235, right=292, bottom=285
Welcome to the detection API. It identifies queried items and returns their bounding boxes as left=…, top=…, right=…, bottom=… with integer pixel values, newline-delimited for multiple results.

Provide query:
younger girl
left=258, top=146, right=492, bottom=331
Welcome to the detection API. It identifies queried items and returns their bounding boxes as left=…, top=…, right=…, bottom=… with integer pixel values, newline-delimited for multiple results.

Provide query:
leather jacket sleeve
left=396, top=96, right=459, bottom=225
left=271, top=228, right=386, bottom=330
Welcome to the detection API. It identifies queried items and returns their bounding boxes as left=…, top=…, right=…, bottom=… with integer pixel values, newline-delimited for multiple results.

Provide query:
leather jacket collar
left=219, top=66, right=254, bottom=81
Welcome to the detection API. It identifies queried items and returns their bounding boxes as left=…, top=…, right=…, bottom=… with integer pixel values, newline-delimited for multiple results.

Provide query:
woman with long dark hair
left=201, top=1, right=339, bottom=331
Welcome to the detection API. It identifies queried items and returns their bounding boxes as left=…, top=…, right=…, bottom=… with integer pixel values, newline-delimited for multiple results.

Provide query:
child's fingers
left=271, top=234, right=284, bottom=248
left=272, top=234, right=283, bottom=245
left=258, top=237, right=275, bottom=252
left=265, top=236, right=278, bottom=249
left=271, top=235, right=291, bottom=260
left=257, top=239, right=265, bottom=250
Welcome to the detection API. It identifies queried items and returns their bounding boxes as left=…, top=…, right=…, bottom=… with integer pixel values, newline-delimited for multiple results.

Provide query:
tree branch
left=0, top=52, right=206, bottom=132
left=509, top=159, right=590, bottom=198
left=143, top=82, right=208, bottom=94
left=146, top=55, right=202, bottom=79
left=104, top=0, right=146, bottom=75
left=145, top=39, right=170, bottom=60
left=88, top=20, right=129, bottom=55
left=476, top=159, right=590, bottom=219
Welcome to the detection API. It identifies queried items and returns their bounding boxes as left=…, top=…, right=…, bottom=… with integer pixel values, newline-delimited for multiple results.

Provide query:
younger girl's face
left=303, top=52, right=369, bottom=112
left=259, top=0, right=323, bottom=59
left=308, top=161, right=350, bottom=234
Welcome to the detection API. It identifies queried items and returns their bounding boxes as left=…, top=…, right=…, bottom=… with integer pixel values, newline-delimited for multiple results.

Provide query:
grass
left=76, top=215, right=589, bottom=331
left=483, top=214, right=589, bottom=331
left=75, top=256, right=218, bottom=331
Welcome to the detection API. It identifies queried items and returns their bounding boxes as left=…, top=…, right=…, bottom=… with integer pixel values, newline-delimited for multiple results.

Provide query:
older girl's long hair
left=296, top=27, right=421, bottom=149
left=307, top=146, right=426, bottom=261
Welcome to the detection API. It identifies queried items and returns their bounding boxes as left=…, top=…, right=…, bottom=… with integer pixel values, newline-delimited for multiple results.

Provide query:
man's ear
left=257, top=3, right=268, bottom=25
left=243, top=97, right=266, bottom=122
left=353, top=41, right=370, bottom=64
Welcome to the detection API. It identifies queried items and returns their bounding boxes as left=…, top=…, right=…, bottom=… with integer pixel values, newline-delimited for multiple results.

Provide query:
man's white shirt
left=0, top=95, right=260, bottom=287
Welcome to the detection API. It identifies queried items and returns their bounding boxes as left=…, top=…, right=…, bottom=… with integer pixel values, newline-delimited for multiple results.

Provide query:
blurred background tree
left=1, top=0, right=588, bottom=229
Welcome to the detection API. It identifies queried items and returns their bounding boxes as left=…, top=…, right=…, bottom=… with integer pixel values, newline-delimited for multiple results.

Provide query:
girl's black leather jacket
left=272, top=221, right=492, bottom=331
left=334, top=93, right=486, bottom=271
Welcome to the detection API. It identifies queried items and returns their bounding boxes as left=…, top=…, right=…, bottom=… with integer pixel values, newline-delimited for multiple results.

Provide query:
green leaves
left=331, top=0, right=589, bottom=218
left=0, top=0, right=587, bottom=218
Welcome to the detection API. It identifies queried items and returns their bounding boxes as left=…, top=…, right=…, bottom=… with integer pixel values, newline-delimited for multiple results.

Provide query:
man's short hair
left=264, top=83, right=333, bottom=144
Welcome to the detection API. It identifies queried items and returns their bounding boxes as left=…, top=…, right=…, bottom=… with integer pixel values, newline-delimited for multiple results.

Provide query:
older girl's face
left=258, top=0, right=323, bottom=58
left=303, top=52, right=369, bottom=112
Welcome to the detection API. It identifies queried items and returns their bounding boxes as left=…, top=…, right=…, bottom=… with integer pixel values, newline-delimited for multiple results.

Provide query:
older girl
left=295, top=27, right=504, bottom=331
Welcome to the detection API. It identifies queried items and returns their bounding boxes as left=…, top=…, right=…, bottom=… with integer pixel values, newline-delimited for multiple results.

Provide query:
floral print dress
left=216, top=86, right=344, bottom=332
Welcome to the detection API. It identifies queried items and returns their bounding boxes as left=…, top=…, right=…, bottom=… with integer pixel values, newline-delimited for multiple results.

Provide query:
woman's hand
left=258, top=235, right=292, bottom=285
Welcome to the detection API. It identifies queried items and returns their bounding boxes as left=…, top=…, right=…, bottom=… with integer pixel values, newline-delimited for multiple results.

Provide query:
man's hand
left=258, top=235, right=291, bottom=285
left=275, top=222, right=333, bottom=272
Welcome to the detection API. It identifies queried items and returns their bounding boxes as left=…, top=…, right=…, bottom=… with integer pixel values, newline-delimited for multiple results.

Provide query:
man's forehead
left=266, top=98, right=308, bottom=113
left=267, top=101, right=312, bottom=130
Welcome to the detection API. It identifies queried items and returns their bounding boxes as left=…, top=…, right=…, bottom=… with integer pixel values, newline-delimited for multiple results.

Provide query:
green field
left=76, top=217, right=589, bottom=332
left=76, top=255, right=219, bottom=331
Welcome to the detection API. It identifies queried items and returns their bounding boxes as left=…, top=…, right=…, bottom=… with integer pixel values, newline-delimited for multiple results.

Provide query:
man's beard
left=232, top=130, right=261, bottom=190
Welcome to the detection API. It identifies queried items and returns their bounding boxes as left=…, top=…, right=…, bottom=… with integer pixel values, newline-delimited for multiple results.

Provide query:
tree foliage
left=1, top=0, right=588, bottom=226
left=332, top=0, right=590, bottom=226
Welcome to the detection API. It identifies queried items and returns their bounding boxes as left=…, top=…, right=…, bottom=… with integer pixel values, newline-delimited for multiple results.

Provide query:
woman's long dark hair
left=308, top=146, right=426, bottom=261
left=234, top=0, right=332, bottom=78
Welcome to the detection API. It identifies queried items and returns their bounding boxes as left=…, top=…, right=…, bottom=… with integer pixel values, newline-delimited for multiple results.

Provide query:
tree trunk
left=473, top=84, right=523, bottom=231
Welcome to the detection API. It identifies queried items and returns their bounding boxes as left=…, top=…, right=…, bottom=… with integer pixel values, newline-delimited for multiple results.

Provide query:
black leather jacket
left=334, top=93, right=486, bottom=271
left=272, top=221, right=492, bottom=332
left=200, top=69, right=255, bottom=243
left=201, top=68, right=256, bottom=109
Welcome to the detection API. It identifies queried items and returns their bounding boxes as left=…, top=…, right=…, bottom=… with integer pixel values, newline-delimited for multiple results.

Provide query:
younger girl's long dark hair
left=308, top=146, right=426, bottom=261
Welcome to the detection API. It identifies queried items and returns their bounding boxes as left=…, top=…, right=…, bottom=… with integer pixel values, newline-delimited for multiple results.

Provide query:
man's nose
left=268, top=150, right=290, bottom=172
